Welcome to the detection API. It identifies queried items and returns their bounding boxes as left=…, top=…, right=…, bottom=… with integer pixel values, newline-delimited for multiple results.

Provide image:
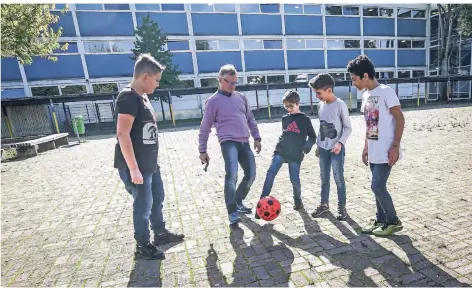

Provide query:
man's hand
left=130, top=168, right=143, bottom=185
left=362, top=147, right=368, bottom=166
left=315, top=147, right=320, bottom=158
left=330, top=142, right=343, bottom=154
left=200, top=152, right=210, bottom=164
left=254, top=140, right=261, bottom=154
left=388, top=145, right=400, bottom=166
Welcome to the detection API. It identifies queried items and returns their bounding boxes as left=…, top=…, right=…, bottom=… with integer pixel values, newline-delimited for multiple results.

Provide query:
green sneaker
left=361, top=219, right=385, bottom=234
left=372, top=219, right=403, bottom=236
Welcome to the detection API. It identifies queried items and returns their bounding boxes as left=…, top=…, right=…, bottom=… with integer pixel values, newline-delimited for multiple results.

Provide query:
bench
left=1, top=133, right=69, bottom=158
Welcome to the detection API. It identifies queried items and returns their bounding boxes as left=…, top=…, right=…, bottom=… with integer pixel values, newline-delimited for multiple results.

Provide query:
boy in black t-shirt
left=114, top=54, right=184, bottom=260
left=256, top=90, right=317, bottom=218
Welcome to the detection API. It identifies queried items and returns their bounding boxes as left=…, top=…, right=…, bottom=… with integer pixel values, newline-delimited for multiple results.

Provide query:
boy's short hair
left=283, top=90, right=300, bottom=103
left=134, top=54, right=165, bottom=78
left=309, top=73, right=335, bottom=91
left=218, top=64, right=237, bottom=78
left=346, top=54, right=375, bottom=80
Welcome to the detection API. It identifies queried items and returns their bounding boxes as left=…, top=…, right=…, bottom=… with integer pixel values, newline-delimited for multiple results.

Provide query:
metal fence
left=1, top=75, right=471, bottom=138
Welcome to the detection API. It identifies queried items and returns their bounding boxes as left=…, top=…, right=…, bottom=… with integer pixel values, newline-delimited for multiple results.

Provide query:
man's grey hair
left=134, top=53, right=165, bottom=78
left=218, top=64, right=237, bottom=78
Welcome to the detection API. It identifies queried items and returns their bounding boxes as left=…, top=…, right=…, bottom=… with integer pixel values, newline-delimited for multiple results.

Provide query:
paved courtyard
left=2, top=104, right=472, bottom=287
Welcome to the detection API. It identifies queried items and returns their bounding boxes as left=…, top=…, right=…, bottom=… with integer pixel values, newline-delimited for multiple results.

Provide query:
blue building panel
left=397, top=50, right=426, bottom=67
left=397, top=19, right=426, bottom=37
left=241, top=14, right=282, bottom=35
left=244, top=51, right=285, bottom=71
left=171, top=53, right=194, bottom=74
left=51, top=11, right=76, bottom=37
left=85, top=54, right=134, bottom=78
left=24, top=56, right=84, bottom=80
left=196, top=52, right=242, bottom=73
left=192, top=13, right=238, bottom=35
left=364, top=50, right=395, bottom=67
left=284, top=15, right=323, bottom=35
left=287, top=50, right=325, bottom=69
left=136, top=13, right=189, bottom=35
left=327, top=50, right=362, bottom=68
left=326, top=17, right=360, bottom=36
left=1, top=58, right=22, bottom=82
left=77, top=12, right=134, bottom=36
left=1, top=88, right=26, bottom=99
left=363, top=18, right=395, bottom=36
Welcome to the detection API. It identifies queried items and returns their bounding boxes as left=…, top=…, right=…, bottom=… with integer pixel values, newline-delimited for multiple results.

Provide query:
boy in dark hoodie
left=256, top=90, right=316, bottom=218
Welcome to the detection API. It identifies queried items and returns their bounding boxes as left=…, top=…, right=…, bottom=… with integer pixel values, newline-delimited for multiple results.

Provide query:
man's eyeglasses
left=223, top=78, right=239, bottom=86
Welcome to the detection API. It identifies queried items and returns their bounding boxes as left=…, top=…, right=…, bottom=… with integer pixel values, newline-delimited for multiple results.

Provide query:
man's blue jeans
left=260, top=154, right=301, bottom=200
left=119, top=168, right=166, bottom=245
left=220, top=141, right=256, bottom=214
left=319, top=147, right=346, bottom=206
left=370, top=163, right=397, bottom=224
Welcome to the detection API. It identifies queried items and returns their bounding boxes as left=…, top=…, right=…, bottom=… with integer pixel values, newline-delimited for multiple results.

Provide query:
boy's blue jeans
left=370, top=163, right=397, bottom=224
left=319, top=147, right=346, bottom=206
left=118, top=168, right=166, bottom=245
left=260, top=154, right=301, bottom=200
left=220, top=141, right=256, bottom=214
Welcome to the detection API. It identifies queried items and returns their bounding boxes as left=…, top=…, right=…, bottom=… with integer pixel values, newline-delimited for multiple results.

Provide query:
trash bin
left=72, top=115, right=86, bottom=135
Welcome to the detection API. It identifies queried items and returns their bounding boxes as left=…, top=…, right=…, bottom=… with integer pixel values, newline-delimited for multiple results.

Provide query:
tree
left=131, top=13, right=181, bottom=100
left=1, top=4, right=68, bottom=65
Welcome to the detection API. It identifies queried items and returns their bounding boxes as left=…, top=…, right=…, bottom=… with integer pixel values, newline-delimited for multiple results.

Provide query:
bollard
left=266, top=84, right=271, bottom=118
left=168, top=91, right=176, bottom=126
left=255, top=90, right=260, bottom=116
left=309, top=88, right=314, bottom=115
left=417, top=78, right=420, bottom=107
left=49, top=99, right=60, bottom=133
left=348, top=84, right=352, bottom=111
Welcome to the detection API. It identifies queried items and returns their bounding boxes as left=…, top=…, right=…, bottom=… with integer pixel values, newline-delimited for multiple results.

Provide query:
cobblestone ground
left=2, top=104, right=472, bottom=287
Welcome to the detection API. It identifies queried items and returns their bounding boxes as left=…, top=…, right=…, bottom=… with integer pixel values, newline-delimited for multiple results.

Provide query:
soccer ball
left=256, top=196, right=281, bottom=221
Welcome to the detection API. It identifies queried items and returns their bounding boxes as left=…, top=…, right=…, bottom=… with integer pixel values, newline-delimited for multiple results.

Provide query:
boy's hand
left=362, top=147, right=368, bottom=166
left=130, top=168, right=143, bottom=185
left=254, top=140, right=261, bottom=154
left=388, top=145, right=400, bottom=166
left=200, top=152, right=210, bottom=164
left=330, top=142, right=343, bottom=154
left=315, top=147, right=320, bottom=158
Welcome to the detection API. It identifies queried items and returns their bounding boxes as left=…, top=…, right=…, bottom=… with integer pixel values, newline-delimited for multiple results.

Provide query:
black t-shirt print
left=113, top=86, right=159, bottom=174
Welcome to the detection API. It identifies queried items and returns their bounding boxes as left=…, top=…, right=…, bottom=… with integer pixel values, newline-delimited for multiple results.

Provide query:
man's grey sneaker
left=135, top=242, right=165, bottom=260
left=336, top=205, right=348, bottom=220
left=361, top=219, right=385, bottom=234
left=311, top=203, right=329, bottom=217
left=294, top=199, right=303, bottom=210
left=237, top=203, right=252, bottom=214
left=229, top=212, right=241, bottom=225
left=153, top=229, right=185, bottom=246
left=372, top=219, right=403, bottom=236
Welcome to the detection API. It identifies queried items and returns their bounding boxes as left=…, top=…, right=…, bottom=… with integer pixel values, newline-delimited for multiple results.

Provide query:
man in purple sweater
left=199, top=64, right=262, bottom=225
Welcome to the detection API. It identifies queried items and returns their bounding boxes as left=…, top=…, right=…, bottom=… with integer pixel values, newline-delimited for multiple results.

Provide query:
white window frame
left=397, top=8, right=426, bottom=19
left=362, top=7, right=394, bottom=18
left=326, top=39, right=361, bottom=50
left=195, top=39, right=240, bottom=52
left=397, top=39, right=426, bottom=49
left=243, top=39, right=283, bottom=50
left=283, top=4, right=322, bottom=15
left=239, top=4, right=280, bottom=14
left=324, top=5, right=360, bottom=17
left=286, top=38, right=324, bottom=50
left=363, top=39, right=395, bottom=49
left=190, top=4, right=236, bottom=13
left=83, top=40, right=135, bottom=54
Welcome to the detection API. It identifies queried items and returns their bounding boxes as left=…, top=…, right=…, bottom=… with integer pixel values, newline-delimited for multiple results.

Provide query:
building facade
left=2, top=3, right=432, bottom=98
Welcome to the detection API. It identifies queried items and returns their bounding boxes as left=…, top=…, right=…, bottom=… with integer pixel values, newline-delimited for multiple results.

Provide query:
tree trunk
left=440, top=58, right=449, bottom=101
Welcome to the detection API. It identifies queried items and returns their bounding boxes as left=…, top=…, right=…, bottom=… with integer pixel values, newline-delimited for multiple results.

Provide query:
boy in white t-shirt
left=347, top=55, right=405, bottom=236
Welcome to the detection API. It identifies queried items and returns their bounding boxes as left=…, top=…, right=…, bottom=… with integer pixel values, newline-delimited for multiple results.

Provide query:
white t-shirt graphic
left=360, top=84, right=402, bottom=164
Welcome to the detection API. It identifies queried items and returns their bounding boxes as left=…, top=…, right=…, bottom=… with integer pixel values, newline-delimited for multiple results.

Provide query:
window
left=60, top=85, right=87, bottom=95
left=247, top=75, right=284, bottom=84
left=240, top=4, right=279, bottom=14
left=167, top=41, right=190, bottom=51
left=284, top=4, right=321, bottom=15
left=75, top=4, right=103, bottom=10
left=104, top=4, right=129, bottom=10
left=161, top=4, right=184, bottom=11
left=376, top=72, right=394, bottom=79
left=398, top=40, right=425, bottom=49
left=266, top=75, right=285, bottom=83
left=289, top=74, right=299, bottom=82
left=196, top=39, right=239, bottom=51
left=327, top=40, right=360, bottom=49
left=398, top=71, right=411, bottom=78
left=135, top=4, right=161, bottom=11
left=363, top=7, right=394, bottom=17
left=176, top=80, right=195, bottom=88
left=413, top=70, right=425, bottom=78
left=398, top=8, right=426, bottom=18
left=461, top=41, right=471, bottom=67
left=52, top=4, right=67, bottom=10
left=329, top=73, right=346, bottom=81
left=325, top=5, right=359, bottom=16
left=201, top=77, right=243, bottom=87
left=53, top=42, right=79, bottom=54
left=244, top=39, right=282, bottom=50
left=364, top=39, right=394, bottom=49
left=92, top=83, right=118, bottom=93
left=84, top=41, right=134, bottom=54
left=287, top=39, right=323, bottom=49
left=191, top=4, right=235, bottom=13
left=31, top=86, right=60, bottom=96
left=75, top=4, right=130, bottom=10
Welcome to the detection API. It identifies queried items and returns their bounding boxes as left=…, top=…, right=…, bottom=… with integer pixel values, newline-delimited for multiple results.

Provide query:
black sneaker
left=153, top=229, right=185, bottom=246
left=311, top=203, right=329, bottom=217
left=237, top=203, right=252, bottom=214
left=336, top=205, right=348, bottom=220
left=294, top=199, right=303, bottom=210
left=135, top=242, right=165, bottom=260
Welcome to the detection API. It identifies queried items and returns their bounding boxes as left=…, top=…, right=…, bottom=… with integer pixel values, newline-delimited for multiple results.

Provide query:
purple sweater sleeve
left=198, top=98, right=216, bottom=153
left=243, top=95, right=261, bottom=140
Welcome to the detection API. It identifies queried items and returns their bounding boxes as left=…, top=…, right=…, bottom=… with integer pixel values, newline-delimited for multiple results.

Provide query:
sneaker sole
left=372, top=225, right=404, bottom=236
